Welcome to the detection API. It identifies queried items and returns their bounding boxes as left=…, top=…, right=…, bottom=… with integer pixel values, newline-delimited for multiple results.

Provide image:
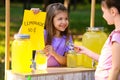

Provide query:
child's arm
left=74, top=46, right=99, bottom=61
left=44, top=45, right=67, bottom=66
left=51, top=51, right=67, bottom=66
left=108, top=42, right=120, bottom=80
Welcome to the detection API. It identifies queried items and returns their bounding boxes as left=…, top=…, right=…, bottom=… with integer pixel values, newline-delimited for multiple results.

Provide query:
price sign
left=19, top=10, right=46, bottom=50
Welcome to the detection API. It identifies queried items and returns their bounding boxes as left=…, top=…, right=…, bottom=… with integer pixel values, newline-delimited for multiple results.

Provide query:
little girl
left=31, top=3, right=73, bottom=67
left=75, top=0, right=120, bottom=80
left=44, top=3, right=73, bottom=67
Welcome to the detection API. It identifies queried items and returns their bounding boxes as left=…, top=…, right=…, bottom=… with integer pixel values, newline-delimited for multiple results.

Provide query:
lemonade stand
left=5, top=0, right=99, bottom=80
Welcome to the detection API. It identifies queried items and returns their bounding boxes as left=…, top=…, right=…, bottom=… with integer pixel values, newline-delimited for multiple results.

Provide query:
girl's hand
left=74, top=46, right=99, bottom=61
left=44, top=45, right=56, bottom=56
left=31, top=8, right=41, bottom=14
left=74, top=46, right=81, bottom=53
left=74, top=46, right=89, bottom=55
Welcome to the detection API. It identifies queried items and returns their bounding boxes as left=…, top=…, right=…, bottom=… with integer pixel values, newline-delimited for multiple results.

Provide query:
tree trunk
left=43, top=0, right=49, bottom=11
left=23, top=0, right=31, bottom=10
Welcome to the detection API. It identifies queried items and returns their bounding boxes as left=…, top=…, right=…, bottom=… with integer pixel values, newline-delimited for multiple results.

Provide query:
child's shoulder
left=110, top=29, right=120, bottom=36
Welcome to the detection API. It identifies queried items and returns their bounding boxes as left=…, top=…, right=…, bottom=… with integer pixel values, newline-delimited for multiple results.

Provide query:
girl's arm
left=74, top=46, right=99, bottom=61
left=51, top=51, right=67, bottom=66
left=44, top=45, right=67, bottom=66
left=108, top=42, right=120, bottom=80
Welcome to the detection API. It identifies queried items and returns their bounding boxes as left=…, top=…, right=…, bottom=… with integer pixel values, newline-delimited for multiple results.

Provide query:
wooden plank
left=5, top=0, right=10, bottom=71
left=5, top=0, right=10, bottom=80
left=6, top=70, right=26, bottom=80
left=6, top=67, right=95, bottom=80
left=90, top=0, right=96, bottom=27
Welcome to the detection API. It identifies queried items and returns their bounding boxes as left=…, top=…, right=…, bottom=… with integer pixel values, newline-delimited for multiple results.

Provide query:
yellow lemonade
left=67, top=51, right=77, bottom=68
left=76, top=54, right=83, bottom=67
left=35, top=51, right=47, bottom=70
left=82, top=27, right=107, bottom=68
left=12, top=34, right=32, bottom=73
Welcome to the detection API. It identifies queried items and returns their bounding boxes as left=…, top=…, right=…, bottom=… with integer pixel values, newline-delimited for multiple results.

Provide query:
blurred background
left=0, top=0, right=114, bottom=80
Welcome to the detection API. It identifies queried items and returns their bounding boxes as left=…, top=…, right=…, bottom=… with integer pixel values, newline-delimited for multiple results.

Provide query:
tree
left=23, top=0, right=31, bottom=10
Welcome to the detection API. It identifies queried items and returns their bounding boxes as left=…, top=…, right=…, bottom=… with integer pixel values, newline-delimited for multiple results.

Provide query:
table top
left=7, top=67, right=95, bottom=77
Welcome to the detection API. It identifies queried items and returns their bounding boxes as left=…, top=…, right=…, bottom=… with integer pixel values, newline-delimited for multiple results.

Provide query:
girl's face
left=53, top=11, right=69, bottom=32
left=101, top=5, right=114, bottom=25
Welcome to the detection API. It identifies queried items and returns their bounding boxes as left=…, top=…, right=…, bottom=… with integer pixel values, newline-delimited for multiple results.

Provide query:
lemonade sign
left=19, top=10, right=46, bottom=50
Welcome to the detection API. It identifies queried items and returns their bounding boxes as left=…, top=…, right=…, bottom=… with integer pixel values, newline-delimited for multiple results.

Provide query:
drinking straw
left=90, top=0, right=96, bottom=28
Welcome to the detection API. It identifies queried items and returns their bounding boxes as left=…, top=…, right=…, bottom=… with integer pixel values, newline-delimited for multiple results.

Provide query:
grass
left=0, top=2, right=114, bottom=80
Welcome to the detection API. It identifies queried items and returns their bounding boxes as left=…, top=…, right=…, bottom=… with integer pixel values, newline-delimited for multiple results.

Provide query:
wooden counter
left=6, top=67, right=95, bottom=80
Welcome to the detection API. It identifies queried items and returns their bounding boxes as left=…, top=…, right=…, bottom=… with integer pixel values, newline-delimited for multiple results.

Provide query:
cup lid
left=86, top=27, right=104, bottom=31
left=14, top=34, right=30, bottom=39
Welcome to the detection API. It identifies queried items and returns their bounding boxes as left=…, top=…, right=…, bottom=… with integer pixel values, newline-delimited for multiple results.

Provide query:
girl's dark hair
left=102, top=0, right=120, bottom=13
left=45, top=3, right=71, bottom=45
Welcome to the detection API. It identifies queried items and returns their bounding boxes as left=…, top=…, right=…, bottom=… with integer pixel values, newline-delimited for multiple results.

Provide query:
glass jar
left=11, top=34, right=32, bottom=73
left=76, top=54, right=83, bottom=67
left=67, top=50, right=77, bottom=68
left=35, top=50, right=47, bottom=70
left=82, top=27, right=107, bottom=68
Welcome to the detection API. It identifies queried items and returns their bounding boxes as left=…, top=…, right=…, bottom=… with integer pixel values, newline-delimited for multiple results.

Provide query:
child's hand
left=31, top=8, right=41, bottom=14
left=44, top=45, right=56, bottom=56
left=74, top=46, right=89, bottom=55
left=74, top=46, right=81, bottom=53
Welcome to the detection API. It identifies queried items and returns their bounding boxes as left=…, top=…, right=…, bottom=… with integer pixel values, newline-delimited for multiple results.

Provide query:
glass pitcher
left=12, top=34, right=32, bottom=73
left=82, top=27, right=107, bottom=68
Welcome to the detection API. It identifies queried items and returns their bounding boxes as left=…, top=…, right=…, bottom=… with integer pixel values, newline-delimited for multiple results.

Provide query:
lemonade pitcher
left=82, top=27, right=107, bottom=68
left=11, top=34, right=32, bottom=73
left=66, top=41, right=77, bottom=67
left=67, top=50, right=77, bottom=67
left=76, top=54, right=83, bottom=67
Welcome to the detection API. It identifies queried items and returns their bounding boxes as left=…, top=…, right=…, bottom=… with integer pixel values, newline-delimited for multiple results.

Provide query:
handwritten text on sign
left=19, top=10, right=46, bottom=50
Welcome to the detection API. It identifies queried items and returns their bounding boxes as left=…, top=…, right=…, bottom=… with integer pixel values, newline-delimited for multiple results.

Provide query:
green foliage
left=0, top=62, right=4, bottom=80
left=69, top=4, right=114, bottom=35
